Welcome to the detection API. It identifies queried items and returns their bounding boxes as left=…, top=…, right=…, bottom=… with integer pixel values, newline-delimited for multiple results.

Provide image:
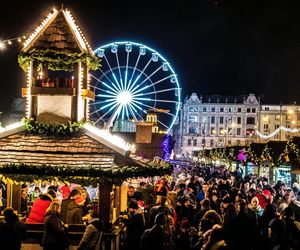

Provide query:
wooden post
left=72, top=63, right=79, bottom=122
left=98, top=182, right=112, bottom=228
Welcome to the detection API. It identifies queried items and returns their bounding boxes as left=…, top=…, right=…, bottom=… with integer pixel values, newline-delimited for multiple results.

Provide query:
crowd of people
left=123, top=165, right=300, bottom=250
left=0, top=183, right=102, bottom=250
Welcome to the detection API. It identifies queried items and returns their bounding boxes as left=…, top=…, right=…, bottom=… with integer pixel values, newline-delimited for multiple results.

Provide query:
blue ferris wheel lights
left=162, top=62, right=169, bottom=71
left=139, top=46, right=146, bottom=55
left=111, top=44, right=118, bottom=53
left=97, top=48, right=105, bottom=58
left=152, top=53, right=158, bottom=62
left=170, top=75, right=176, bottom=83
left=125, top=43, right=132, bottom=52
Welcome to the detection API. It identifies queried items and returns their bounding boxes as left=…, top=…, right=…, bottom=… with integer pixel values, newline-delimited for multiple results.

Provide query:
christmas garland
left=0, top=162, right=172, bottom=185
left=23, top=118, right=84, bottom=136
left=18, top=49, right=100, bottom=72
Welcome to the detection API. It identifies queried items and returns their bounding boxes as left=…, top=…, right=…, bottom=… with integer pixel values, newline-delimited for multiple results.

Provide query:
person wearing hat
left=140, top=213, right=166, bottom=250
left=124, top=200, right=145, bottom=250
left=0, top=207, right=27, bottom=250
left=64, top=188, right=85, bottom=224
left=27, top=190, right=56, bottom=223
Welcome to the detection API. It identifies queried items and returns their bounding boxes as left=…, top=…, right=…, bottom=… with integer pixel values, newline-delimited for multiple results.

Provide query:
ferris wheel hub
left=117, top=91, right=132, bottom=105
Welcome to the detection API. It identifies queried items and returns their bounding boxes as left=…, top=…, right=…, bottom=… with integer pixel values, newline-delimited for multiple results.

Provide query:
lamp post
left=202, top=117, right=207, bottom=150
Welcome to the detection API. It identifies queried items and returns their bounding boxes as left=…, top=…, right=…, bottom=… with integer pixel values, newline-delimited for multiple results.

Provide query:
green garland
left=18, top=49, right=100, bottom=72
left=22, top=118, right=84, bottom=136
left=0, top=162, right=172, bottom=185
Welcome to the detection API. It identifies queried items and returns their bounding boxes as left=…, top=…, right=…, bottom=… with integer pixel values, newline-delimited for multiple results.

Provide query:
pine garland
left=22, top=118, right=84, bottom=136
left=18, top=49, right=100, bottom=72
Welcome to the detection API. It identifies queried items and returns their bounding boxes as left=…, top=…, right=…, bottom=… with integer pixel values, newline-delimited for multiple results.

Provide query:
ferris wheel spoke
left=91, top=98, right=116, bottom=106
left=131, top=64, right=163, bottom=91
left=104, top=55, right=123, bottom=91
left=127, top=54, right=141, bottom=91
left=128, top=103, right=144, bottom=121
left=90, top=72, right=120, bottom=93
left=131, top=100, right=175, bottom=117
left=124, top=105, right=130, bottom=120
left=124, top=50, right=130, bottom=90
left=132, top=75, right=172, bottom=95
left=157, top=119, right=169, bottom=129
left=127, top=104, right=138, bottom=121
left=98, top=100, right=118, bottom=112
left=128, top=57, right=153, bottom=92
left=97, top=102, right=119, bottom=122
left=133, top=97, right=180, bottom=104
left=132, top=87, right=180, bottom=97
left=121, top=105, right=125, bottom=120
left=90, top=75, right=119, bottom=94
left=115, top=52, right=124, bottom=90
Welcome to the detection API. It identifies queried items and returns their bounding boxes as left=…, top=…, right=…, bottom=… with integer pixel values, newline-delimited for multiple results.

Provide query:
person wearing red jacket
left=27, top=190, right=56, bottom=223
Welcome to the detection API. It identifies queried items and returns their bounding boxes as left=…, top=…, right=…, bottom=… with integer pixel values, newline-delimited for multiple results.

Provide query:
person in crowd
left=268, top=218, right=288, bottom=250
left=127, top=185, right=143, bottom=205
left=222, top=203, right=236, bottom=233
left=20, top=189, right=28, bottom=216
left=247, top=196, right=263, bottom=224
left=226, top=199, right=257, bottom=250
left=193, top=199, right=211, bottom=227
left=42, top=202, right=69, bottom=250
left=0, top=186, right=7, bottom=211
left=197, top=182, right=209, bottom=202
left=0, top=207, right=27, bottom=250
left=65, top=188, right=85, bottom=224
left=201, top=225, right=227, bottom=250
left=77, top=210, right=103, bottom=250
left=281, top=207, right=300, bottom=249
left=123, top=200, right=145, bottom=250
left=140, top=212, right=166, bottom=250
left=27, top=189, right=56, bottom=223
left=31, top=186, right=42, bottom=202
left=59, top=184, right=71, bottom=200
left=259, top=203, right=276, bottom=249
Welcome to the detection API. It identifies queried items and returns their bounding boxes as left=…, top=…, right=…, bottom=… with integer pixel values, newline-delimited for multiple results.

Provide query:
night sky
left=1, top=0, right=300, bottom=113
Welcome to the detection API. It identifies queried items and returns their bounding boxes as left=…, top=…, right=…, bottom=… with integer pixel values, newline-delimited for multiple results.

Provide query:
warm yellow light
left=231, top=123, right=236, bottom=128
left=288, top=109, right=294, bottom=114
left=0, top=42, right=6, bottom=50
left=263, top=115, right=268, bottom=122
left=7, top=40, right=12, bottom=45
left=292, top=120, right=296, bottom=125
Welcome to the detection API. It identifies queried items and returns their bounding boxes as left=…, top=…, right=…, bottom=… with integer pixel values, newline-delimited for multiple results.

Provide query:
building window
left=202, top=139, right=205, bottom=146
left=189, top=107, right=194, bottom=112
left=203, top=107, right=207, bottom=112
left=228, top=117, right=232, bottom=124
left=220, top=116, right=224, bottom=124
left=247, top=108, right=251, bottom=113
left=265, top=107, right=270, bottom=111
left=193, top=139, right=197, bottom=146
left=211, top=107, right=216, bottom=112
left=220, top=107, right=224, bottom=113
left=246, top=117, right=255, bottom=124
left=237, top=128, right=241, bottom=135
left=228, top=140, right=232, bottom=145
left=237, top=117, right=242, bottom=124
left=210, top=139, right=214, bottom=147
left=219, top=127, right=224, bottom=135
left=189, top=115, right=198, bottom=123
left=264, top=124, right=269, bottom=129
left=228, top=127, right=233, bottom=135
left=252, top=108, right=256, bottom=113
left=211, top=116, right=215, bottom=124
left=189, top=126, right=197, bottom=134
left=211, top=127, right=216, bottom=135
left=275, top=124, right=280, bottom=129
left=188, top=139, right=192, bottom=146
left=228, top=107, right=232, bottom=112
left=286, top=125, right=291, bottom=128
left=237, top=108, right=242, bottom=113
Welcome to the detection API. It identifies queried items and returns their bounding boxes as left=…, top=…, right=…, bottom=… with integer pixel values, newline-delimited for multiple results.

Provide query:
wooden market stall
left=0, top=7, right=171, bottom=249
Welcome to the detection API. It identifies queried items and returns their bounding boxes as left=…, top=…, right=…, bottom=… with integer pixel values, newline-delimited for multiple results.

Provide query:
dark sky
left=1, top=0, right=300, bottom=112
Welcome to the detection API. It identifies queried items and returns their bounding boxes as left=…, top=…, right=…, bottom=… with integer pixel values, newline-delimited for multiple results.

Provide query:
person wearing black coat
left=42, top=202, right=69, bottom=250
left=0, top=207, right=26, bottom=250
left=140, top=213, right=165, bottom=250
left=226, top=199, right=258, bottom=250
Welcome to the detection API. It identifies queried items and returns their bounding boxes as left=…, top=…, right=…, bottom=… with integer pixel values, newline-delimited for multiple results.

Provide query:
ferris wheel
left=89, top=41, right=181, bottom=133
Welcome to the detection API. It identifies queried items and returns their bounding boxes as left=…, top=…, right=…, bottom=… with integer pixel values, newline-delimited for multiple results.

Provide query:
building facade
left=174, top=93, right=260, bottom=156
left=258, top=104, right=300, bottom=142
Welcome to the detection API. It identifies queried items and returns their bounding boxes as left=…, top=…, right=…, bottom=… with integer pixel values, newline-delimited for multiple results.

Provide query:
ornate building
left=174, top=93, right=260, bottom=155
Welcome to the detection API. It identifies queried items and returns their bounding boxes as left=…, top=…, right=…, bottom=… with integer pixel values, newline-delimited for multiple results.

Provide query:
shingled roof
left=22, top=8, right=93, bottom=53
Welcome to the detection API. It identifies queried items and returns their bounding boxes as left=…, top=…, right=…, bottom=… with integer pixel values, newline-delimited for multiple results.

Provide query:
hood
left=89, top=218, right=103, bottom=231
left=248, top=203, right=262, bottom=212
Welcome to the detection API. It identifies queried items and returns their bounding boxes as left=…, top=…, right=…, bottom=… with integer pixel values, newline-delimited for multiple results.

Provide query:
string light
left=256, top=126, right=299, bottom=139
left=0, top=35, right=29, bottom=50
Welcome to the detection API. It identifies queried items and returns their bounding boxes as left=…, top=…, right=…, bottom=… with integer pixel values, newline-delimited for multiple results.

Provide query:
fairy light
left=22, top=9, right=58, bottom=52
left=83, top=123, right=136, bottom=154
left=256, top=126, right=300, bottom=139
left=86, top=73, right=91, bottom=119
left=25, top=62, right=33, bottom=118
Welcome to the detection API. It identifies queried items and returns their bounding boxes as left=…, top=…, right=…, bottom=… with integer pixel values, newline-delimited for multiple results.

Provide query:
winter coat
left=66, top=200, right=83, bottom=224
left=77, top=218, right=103, bottom=250
left=140, top=224, right=164, bottom=250
left=0, top=216, right=26, bottom=250
left=60, top=199, right=72, bottom=223
left=124, top=208, right=145, bottom=250
left=226, top=211, right=257, bottom=250
left=27, top=195, right=52, bottom=223
left=42, top=213, right=69, bottom=250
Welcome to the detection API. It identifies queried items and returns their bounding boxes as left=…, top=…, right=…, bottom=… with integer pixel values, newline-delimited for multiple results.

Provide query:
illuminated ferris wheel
left=89, top=41, right=181, bottom=132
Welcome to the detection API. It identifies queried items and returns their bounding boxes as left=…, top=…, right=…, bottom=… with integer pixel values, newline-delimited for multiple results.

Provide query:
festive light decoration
left=0, top=35, right=29, bottom=50
left=162, top=134, right=173, bottom=161
left=83, top=123, right=136, bottom=153
left=22, top=9, right=59, bottom=51
left=25, top=62, right=32, bottom=117
left=256, top=126, right=299, bottom=139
